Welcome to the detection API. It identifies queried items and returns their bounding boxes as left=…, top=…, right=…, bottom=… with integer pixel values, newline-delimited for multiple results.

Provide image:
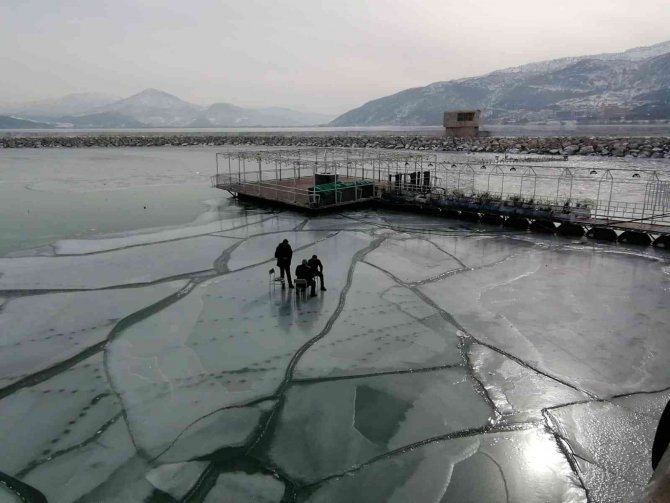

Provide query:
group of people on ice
left=274, top=239, right=326, bottom=297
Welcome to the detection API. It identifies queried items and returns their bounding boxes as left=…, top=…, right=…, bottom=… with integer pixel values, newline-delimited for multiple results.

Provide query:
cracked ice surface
left=0, top=236, right=238, bottom=289
left=204, top=472, right=285, bottom=503
left=300, top=428, right=586, bottom=502
left=420, top=247, right=670, bottom=397
left=295, top=261, right=462, bottom=379
left=1, top=194, right=669, bottom=503
left=470, top=343, right=589, bottom=420
left=0, top=354, right=120, bottom=477
left=546, top=390, right=670, bottom=502
left=365, top=237, right=464, bottom=283
left=226, top=230, right=335, bottom=271
left=51, top=208, right=275, bottom=255
left=106, top=231, right=373, bottom=459
left=145, top=461, right=209, bottom=499
left=0, top=281, right=187, bottom=385
left=258, top=367, right=493, bottom=483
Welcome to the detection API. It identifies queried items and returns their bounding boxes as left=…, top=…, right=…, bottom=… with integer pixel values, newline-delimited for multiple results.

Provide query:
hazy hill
left=55, top=112, right=146, bottom=129
left=194, top=103, right=333, bottom=127
left=0, top=89, right=332, bottom=128
left=1, top=93, right=119, bottom=120
left=0, top=115, right=52, bottom=129
left=330, top=40, right=670, bottom=126
left=90, top=88, right=204, bottom=127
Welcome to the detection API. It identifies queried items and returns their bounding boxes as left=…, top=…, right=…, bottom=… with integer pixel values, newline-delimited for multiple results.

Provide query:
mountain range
left=3, top=39, right=669, bottom=129
left=0, top=89, right=334, bottom=129
left=330, top=40, right=670, bottom=126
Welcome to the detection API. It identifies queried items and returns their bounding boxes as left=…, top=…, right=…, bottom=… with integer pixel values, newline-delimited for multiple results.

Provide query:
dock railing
left=212, top=148, right=670, bottom=229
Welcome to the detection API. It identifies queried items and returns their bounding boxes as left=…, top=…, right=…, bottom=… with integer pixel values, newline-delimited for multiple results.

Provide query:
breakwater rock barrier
left=2, top=134, right=670, bottom=158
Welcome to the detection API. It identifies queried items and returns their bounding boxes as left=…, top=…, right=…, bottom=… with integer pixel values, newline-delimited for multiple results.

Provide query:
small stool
left=294, top=279, right=307, bottom=298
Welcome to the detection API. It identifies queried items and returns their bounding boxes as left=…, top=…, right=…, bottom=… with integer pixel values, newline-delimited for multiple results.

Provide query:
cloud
left=1, top=0, right=668, bottom=114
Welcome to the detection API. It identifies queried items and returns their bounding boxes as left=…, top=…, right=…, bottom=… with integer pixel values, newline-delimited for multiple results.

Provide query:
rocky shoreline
left=1, top=134, right=670, bottom=158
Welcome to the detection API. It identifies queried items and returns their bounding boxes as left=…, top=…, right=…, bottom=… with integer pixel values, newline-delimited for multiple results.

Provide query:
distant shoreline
left=1, top=133, right=669, bottom=159
left=3, top=123, right=670, bottom=138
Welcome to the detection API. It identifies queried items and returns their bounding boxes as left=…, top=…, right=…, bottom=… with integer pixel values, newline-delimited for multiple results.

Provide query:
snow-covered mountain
left=331, top=39, right=670, bottom=126
left=90, top=88, right=204, bottom=127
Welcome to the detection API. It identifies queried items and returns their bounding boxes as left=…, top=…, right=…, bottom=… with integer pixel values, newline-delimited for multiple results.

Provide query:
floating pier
left=212, top=148, right=670, bottom=246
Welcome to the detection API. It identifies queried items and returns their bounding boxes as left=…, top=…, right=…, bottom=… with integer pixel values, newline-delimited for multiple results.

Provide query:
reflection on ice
left=546, top=390, right=670, bottom=502
left=301, top=428, right=586, bottom=503
left=259, top=367, right=493, bottom=483
left=470, top=343, right=588, bottom=420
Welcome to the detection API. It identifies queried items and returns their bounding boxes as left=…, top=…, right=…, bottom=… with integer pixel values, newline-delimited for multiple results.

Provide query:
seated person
left=295, top=259, right=317, bottom=297
left=308, top=254, right=326, bottom=291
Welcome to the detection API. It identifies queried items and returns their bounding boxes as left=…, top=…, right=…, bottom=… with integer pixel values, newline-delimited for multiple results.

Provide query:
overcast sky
left=2, top=0, right=669, bottom=114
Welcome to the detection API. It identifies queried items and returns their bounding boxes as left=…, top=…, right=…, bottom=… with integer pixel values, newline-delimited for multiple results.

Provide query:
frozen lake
left=0, top=148, right=669, bottom=502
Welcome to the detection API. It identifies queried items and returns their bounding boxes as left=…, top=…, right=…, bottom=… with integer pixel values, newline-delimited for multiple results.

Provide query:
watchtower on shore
left=444, top=110, right=482, bottom=137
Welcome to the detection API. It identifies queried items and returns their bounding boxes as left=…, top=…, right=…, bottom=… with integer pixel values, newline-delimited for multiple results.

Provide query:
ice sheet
left=301, top=215, right=377, bottom=231
left=22, top=420, right=136, bottom=503
left=0, top=486, right=19, bottom=503
left=470, top=343, right=588, bottom=420
left=421, top=248, right=670, bottom=397
left=0, top=354, right=120, bottom=476
left=427, top=234, right=534, bottom=269
left=52, top=212, right=270, bottom=255
left=295, top=262, right=462, bottom=379
left=155, top=400, right=276, bottom=463
left=210, top=214, right=302, bottom=239
left=545, top=390, right=670, bottom=499
left=0, top=237, right=237, bottom=289
left=204, top=472, right=284, bottom=503
left=75, top=456, right=156, bottom=503
left=226, top=230, right=334, bottom=271
left=259, top=367, right=493, bottom=483
left=0, top=193, right=668, bottom=503
left=300, top=428, right=586, bottom=503
left=145, top=461, right=208, bottom=499
left=105, top=232, right=373, bottom=458
left=0, top=281, right=187, bottom=385
left=365, top=237, right=464, bottom=283
left=575, top=457, right=642, bottom=503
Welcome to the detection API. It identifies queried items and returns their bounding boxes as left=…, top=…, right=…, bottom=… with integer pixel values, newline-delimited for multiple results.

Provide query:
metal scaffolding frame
left=212, top=148, right=670, bottom=227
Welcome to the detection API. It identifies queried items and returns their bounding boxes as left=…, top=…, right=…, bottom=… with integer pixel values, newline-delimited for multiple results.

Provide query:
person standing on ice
left=274, top=239, right=294, bottom=289
left=308, top=254, right=327, bottom=291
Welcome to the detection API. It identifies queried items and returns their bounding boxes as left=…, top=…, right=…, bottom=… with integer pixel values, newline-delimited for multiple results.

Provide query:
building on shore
left=443, top=110, right=486, bottom=137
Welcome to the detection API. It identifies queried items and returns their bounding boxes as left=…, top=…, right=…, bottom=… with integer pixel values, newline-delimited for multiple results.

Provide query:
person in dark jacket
left=295, top=259, right=317, bottom=297
left=307, top=254, right=327, bottom=291
left=274, top=239, right=294, bottom=288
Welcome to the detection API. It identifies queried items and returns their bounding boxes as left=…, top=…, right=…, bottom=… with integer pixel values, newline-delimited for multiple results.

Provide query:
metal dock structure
left=212, top=148, right=670, bottom=247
